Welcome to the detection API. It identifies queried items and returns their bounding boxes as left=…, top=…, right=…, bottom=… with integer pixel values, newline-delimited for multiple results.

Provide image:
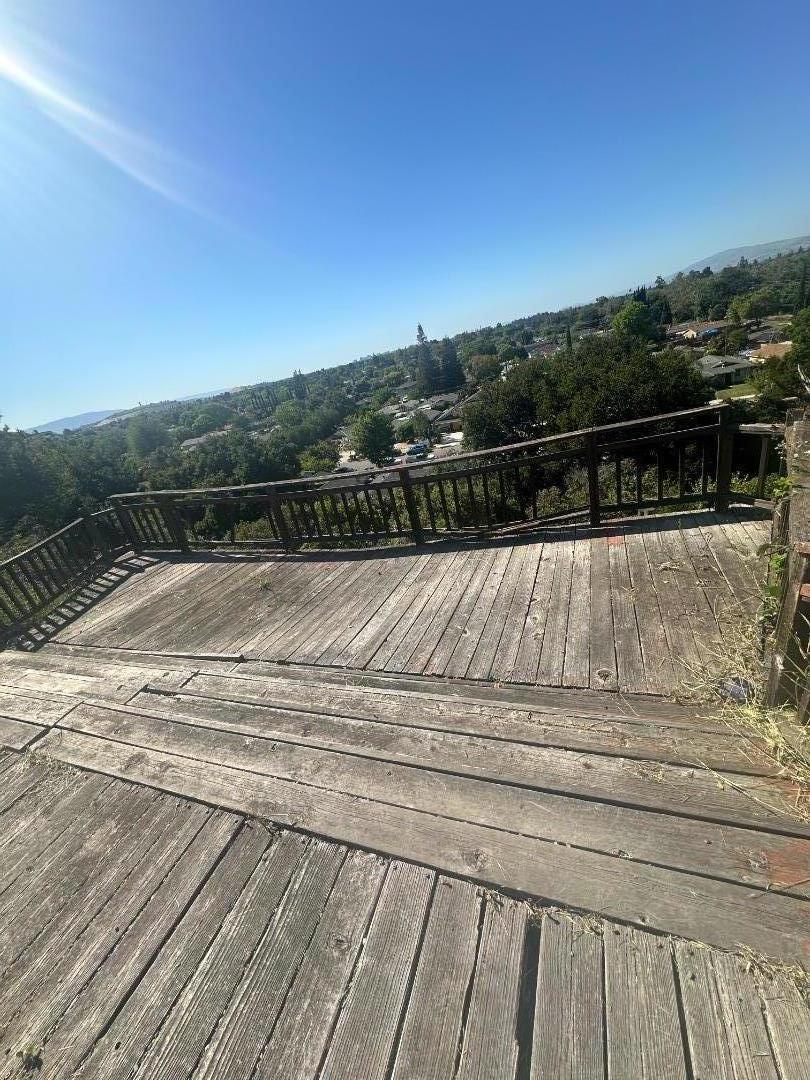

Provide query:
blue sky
left=1, top=0, right=809, bottom=430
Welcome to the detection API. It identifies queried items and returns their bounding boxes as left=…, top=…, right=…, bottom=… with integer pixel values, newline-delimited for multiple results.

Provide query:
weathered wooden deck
left=0, top=753, right=807, bottom=1080
left=44, top=510, right=768, bottom=696
left=2, top=506, right=808, bottom=1076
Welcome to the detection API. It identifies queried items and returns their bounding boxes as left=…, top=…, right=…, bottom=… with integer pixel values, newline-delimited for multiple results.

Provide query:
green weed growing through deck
left=15, top=1045, right=43, bottom=1073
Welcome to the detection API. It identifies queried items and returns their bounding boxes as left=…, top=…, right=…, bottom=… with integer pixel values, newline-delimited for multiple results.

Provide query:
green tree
left=411, top=410, right=432, bottom=439
left=611, top=300, right=657, bottom=341
left=350, top=412, right=396, bottom=465
left=415, top=324, right=440, bottom=396
left=299, top=440, right=339, bottom=474
left=565, top=324, right=573, bottom=352
left=126, top=415, right=171, bottom=458
left=438, top=337, right=464, bottom=389
left=754, top=308, right=810, bottom=406
left=466, top=354, right=502, bottom=384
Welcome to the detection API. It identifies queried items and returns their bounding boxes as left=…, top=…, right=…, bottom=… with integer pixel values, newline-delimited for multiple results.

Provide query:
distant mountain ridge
left=26, top=387, right=237, bottom=434
left=27, top=409, right=121, bottom=434
left=677, top=235, right=810, bottom=275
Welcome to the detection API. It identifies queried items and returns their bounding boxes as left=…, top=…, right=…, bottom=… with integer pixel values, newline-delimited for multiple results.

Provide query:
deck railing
left=107, top=404, right=782, bottom=552
left=0, top=404, right=784, bottom=642
left=0, top=510, right=128, bottom=642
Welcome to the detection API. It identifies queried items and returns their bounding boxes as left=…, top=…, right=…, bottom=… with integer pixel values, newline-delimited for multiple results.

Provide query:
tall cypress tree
left=438, top=337, right=464, bottom=390
left=565, top=324, right=573, bottom=352
left=415, top=324, right=440, bottom=396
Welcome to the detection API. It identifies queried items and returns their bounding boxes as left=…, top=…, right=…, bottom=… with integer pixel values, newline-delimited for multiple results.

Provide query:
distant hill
left=26, top=387, right=238, bottom=434
left=678, top=235, right=810, bottom=276
left=27, top=409, right=121, bottom=434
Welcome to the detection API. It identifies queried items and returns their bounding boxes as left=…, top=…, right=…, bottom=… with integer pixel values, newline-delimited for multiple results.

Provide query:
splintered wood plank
left=531, top=912, right=604, bottom=1079
left=69, top=700, right=805, bottom=837
left=657, top=521, right=725, bottom=658
left=74, top=821, right=272, bottom=1080
left=318, top=861, right=435, bottom=1080
left=674, top=940, right=736, bottom=1079
left=623, top=525, right=676, bottom=694
left=712, top=952, right=780, bottom=1079
left=490, top=539, right=543, bottom=682
left=110, top=692, right=810, bottom=896
left=255, top=849, right=388, bottom=1080
left=0, top=773, right=111, bottom=897
left=130, top=830, right=309, bottom=1080
left=391, top=877, right=482, bottom=1080
left=296, top=557, right=412, bottom=665
left=675, top=939, right=788, bottom=1080
left=757, top=970, right=810, bottom=1080
left=0, top=798, right=227, bottom=1070
left=332, top=553, right=434, bottom=668
left=0, top=754, right=61, bottom=814
left=313, top=556, right=420, bottom=666
left=640, top=519, right=703, bottom=678
left=244, top=558, right=362, bottom=656
left=195, top=839, right=346, bottom=1080
left=39, top=641, right=238, bottom=673
left=444, top=546, right=513, bottom=678
left=588, top=533, right=618, bottom=691
left=364, top=554, right=451, bottom=670
left=385, top=551, right=473, bottom=673
left=275, top=559, right=386, bottom=662
left=0, top=785, right=164, bottom=962
left=422, top=548, right=498, bottom=675
left=536, top=528, right=576, bottom=687
left=455, top=895, right=528, bottom=1080
left=467, top=544, right=527, bottom=680
left=0, top=714, right=43, bottom=749
left=606, top=527, right=648, bottom=694
left=0, top=683, right=75, bottom=725
left=604, top=923, right=688, bottom=1079
left=22, top=812, right=238, bottom=1080
left=40, top=729, right=810, bottom=962
left=562, top=529, right=591, bottom=688
left=406, top=553, right=486, bottom=675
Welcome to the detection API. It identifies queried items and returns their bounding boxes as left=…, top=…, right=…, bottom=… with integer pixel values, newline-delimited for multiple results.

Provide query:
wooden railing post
left=113, top=503, right=141, bottom=552
left=398, top=467, right=424, bottom=544
left=714, top=407, right=733, bottom=512
left=158, top=496, right=189, bottom=551
left=586, top=433, right=600, bottom=526
left=268, top=492, right=294, bottom=553
left=81, top=513, right=104, bottom=555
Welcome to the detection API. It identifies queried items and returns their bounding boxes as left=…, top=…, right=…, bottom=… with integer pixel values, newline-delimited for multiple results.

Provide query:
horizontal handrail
left=109, top=404, right=731, bottom=500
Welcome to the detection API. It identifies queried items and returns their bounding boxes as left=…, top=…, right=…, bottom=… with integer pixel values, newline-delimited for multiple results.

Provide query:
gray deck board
left=0, top=760, right=806, bottom=1079
left=45, top=512, right=768, bottom=697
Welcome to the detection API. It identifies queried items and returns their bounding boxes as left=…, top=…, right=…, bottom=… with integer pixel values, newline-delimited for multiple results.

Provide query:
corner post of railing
left=268, top=490, right=294, bottom=553
left=158, top=496, right=189, bottom=552
left=586, top=432, right=601, bottom=526
left=397, top=466, right=424, bottom=544
left=714, top=405, right=734, bottom=512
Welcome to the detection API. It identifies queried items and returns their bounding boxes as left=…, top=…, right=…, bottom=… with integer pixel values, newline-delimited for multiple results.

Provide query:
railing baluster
left=656, top=449, right=664, bottom=504
left=437, top=480, right=451, bottom=531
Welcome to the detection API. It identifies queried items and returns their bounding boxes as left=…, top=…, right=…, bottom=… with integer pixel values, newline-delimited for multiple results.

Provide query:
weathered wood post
left=586, top=433, right=601, bottom=526
left=80, top=513, right=105, bottom=556
left=158, top=496, right=189, bottom=552
left=267, top=491, right=294, bottom=553
left=714, top=406, right=734, bottom=512
left=765, top=408, right=810, bottom=717
left=398, top=467, right=424, bottom=544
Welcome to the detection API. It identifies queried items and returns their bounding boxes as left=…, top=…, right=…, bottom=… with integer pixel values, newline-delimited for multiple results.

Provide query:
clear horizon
left=2, top=0, right=809, bottom=430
